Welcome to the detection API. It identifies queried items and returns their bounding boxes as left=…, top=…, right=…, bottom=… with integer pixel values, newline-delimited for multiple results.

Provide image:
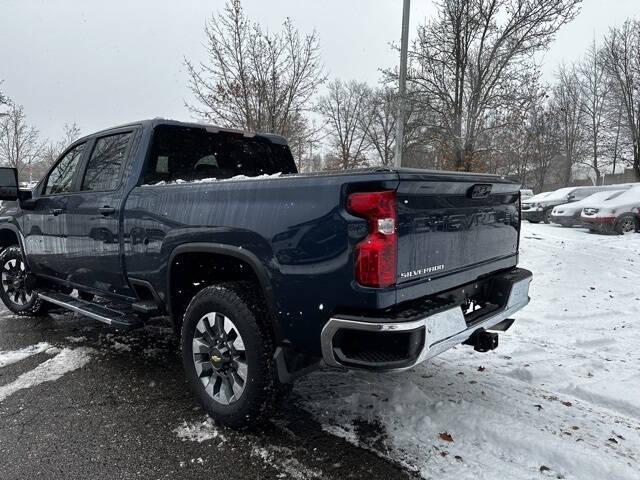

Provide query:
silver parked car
left=550, top=186, right=631, bottom=227
left=521, top=185, right=631, bottom=224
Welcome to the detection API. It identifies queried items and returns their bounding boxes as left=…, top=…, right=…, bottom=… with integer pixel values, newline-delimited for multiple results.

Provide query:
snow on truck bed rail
left=141, top=172, right=283, bottom=187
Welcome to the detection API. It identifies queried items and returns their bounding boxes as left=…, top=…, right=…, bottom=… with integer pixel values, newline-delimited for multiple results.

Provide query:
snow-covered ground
left=298, top=223, right=640, bottom=480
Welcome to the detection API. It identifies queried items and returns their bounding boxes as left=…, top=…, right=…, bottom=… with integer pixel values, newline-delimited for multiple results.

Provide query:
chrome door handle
left=51, top=208, right=63, bottom=216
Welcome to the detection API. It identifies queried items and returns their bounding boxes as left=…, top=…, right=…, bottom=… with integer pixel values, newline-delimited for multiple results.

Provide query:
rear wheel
left=0, top=246, right=47, bottom=316
left=181, top=282, right=280, bottom=428
left=614, top=214, right=637, bottom=235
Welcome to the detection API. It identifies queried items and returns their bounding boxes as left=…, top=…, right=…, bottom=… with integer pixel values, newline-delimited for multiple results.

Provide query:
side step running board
left=37, top=290, right=143, bottom=329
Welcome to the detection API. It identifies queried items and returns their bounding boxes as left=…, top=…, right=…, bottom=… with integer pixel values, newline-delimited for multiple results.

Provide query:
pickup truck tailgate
left=395, top=171, right=520, bottom=287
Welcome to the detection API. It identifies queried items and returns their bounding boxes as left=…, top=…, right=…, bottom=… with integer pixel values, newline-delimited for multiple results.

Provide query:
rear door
left=395, top=170, right=520, bottom=288
left=63, top=130, right=136, bottom=297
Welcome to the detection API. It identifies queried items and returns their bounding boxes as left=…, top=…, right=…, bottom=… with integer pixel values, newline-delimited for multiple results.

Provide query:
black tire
left=0, top=245, right=47, bottom=316
left=528, top=220, right=540, bottom=224
left=181, top=282, right=280, bottom=428
left=543, top=209, right=552, bottom=224
left=614, top=214, right=637, bottom=235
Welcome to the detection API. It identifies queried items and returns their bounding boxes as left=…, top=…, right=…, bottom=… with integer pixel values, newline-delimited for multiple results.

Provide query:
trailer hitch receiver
left=463, top=329, right=499, bottom=353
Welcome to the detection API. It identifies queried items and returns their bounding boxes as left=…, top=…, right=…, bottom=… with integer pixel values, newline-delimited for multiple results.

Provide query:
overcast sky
left=0, top=0, right=638, bottom=141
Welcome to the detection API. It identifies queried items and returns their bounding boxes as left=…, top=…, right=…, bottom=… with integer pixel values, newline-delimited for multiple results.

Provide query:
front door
left=21, top=141, right=87, bottom=281
left=63, top=130, right=135, bottom=297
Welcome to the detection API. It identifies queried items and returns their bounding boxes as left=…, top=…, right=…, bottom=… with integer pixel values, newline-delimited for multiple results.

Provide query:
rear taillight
left=347, top=190, right=397, bottom=288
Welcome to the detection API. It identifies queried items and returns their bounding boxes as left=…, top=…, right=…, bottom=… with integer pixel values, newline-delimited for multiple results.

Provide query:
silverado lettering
left=399, top=264, right=445, bottom=279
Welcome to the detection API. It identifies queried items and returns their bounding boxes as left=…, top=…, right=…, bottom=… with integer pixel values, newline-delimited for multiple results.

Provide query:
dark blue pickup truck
left=0, top=119, right=531, bottom=427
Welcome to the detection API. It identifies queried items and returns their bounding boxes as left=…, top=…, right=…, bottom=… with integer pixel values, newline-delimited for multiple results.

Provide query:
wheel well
left=0, top=229, right=19, bottom=251
left=616, top=213, right=639, bottom=229
left=169, top=252, right=268, bottom=330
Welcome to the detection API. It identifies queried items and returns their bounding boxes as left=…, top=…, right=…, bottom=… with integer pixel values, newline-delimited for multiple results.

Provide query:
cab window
left=142, top=125, right=295, bottom=185
left=44, top=143, right=85, bottom=195
left=81, top=132, right=132, bottom=191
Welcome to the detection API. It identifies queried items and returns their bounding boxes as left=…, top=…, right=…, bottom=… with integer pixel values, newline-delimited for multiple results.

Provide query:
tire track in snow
left=0, top=347, right=93, bottom=402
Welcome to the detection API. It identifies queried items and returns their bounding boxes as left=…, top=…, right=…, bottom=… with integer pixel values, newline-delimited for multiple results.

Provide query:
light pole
left=394, top=0, right=411, bottom=169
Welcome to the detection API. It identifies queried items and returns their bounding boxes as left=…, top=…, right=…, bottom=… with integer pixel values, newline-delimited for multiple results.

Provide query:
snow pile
left=0, top=347, right=93, bottom=402
left=0, top=342, right=51, bottom=368
left=64, top=336, right=87, bottom=344
left=174, top=417, right=227, bottom=444
left=251, top=445, right=324, bottom=480
left=142, top=172, right=282, bottom=187
left=298, top=223, right=640, bottom=480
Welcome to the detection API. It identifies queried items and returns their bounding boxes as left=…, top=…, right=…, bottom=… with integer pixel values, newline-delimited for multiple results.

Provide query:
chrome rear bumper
left=321, top=271, right=532, bottom=371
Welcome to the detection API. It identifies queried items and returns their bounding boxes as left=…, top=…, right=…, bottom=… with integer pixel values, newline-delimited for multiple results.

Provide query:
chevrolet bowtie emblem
left=212, top=355, right=221, bottom=363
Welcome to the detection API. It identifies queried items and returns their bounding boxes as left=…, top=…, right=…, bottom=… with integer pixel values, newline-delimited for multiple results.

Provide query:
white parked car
left=550, top=187, right=631, bottom=227
left=581, top=186, right=640, bottom=234
left=521, top=191, right=550, bottom=208
left=520, top=189, right=534, bottom=200
left=522, top=185, right=630, bottom=224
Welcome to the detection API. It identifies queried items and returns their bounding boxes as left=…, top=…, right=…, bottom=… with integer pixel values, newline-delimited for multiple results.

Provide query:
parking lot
left=1, top=223, right=639, bottom=480
left=0, top=311, right=419, bottom=480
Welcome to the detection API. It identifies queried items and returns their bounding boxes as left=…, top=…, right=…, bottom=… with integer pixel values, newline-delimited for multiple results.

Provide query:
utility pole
left=394, top=0, right=411, bottom=169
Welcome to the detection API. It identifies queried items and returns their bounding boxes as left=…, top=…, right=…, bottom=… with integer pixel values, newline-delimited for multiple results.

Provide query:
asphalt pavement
left=0, top=306, right=416, bottom=480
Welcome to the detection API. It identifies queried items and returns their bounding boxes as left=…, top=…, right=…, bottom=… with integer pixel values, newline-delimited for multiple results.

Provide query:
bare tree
left=41, top=122, right=82, bottom=168
left=552, top=64, right=584, bottom=185
left=184, top=0, right=326, bottom=166
left=528, top=101, right=561, bottom=192
left=361, top=87, right=398, bottom=167
left=316, top=80, right=372, bottom=170
left=0, top=81, right=8, bottom=111
left=359, top=87, right=428, bottom=167
left=606, top=103, right=628, bottom=176
left=404, top=0, right=581, bottom=172
left=602, top=19, right=640, bottom=181
left=575, top=40, right=611, bottom=185
left=0, top=103, right=44, bottom=182
left=0, top=94, right=7, bottom=112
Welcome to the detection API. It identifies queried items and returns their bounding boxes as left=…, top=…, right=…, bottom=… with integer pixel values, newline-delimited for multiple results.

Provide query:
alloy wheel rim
left=1, top=259, right=33, bottom=306
left=192, top=312, right=248, bottom=405
left=621, top=219, right=634, bottom=233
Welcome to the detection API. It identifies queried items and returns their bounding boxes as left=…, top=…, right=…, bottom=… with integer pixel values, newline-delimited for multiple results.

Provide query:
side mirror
left=567, top=194, right=575, bottom=201
left=0, top=167, right=18, bottom=201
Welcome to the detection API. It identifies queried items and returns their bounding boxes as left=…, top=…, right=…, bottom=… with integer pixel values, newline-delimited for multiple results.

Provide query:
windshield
left=539, top=187, right=577, bottom=202
left=566, top=189, right=626, bottom=207
left=598, top=186, right=640, bottom=207
left=524, top=191, right=552, bottom=202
